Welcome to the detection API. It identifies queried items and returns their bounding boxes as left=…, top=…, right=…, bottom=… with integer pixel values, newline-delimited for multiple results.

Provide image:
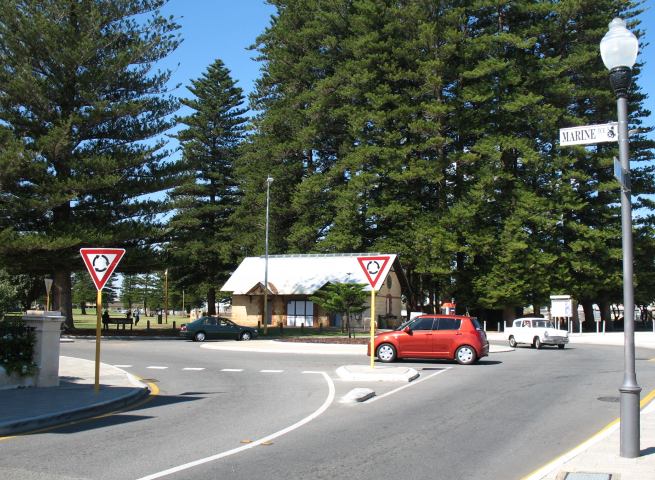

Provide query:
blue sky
left=159, top=1, right=654, bottom=142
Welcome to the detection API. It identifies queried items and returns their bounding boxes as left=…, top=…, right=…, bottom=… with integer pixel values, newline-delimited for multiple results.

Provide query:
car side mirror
left=403, top=326, right=412, bottom=334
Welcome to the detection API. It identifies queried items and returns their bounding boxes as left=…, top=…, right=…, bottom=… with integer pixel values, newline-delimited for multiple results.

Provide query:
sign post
left=44, top=278, right=53, bottom=311
left=80, top=248, right=125, bottom=392
left=357, top=255, right=392, bottom=369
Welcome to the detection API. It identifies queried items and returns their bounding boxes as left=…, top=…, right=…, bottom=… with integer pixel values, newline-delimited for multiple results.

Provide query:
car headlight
left=544, top=331, right=549, bottom=337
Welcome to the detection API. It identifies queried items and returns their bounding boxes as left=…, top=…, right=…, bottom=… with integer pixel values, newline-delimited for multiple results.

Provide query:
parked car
left=505, top=317, right=569, bottom=349
left=367, top=315, right=489, bottom=365
left=179, top=316, right=258, bottom=342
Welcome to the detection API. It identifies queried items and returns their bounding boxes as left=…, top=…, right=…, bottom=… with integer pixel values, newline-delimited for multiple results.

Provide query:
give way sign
left=357, top=255, right=393, bottom=290
left=80, top=248, right=126, bottom=291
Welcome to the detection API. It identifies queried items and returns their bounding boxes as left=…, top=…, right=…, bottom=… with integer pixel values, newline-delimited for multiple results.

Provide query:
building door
left=287, top=300, right=314, bottom=327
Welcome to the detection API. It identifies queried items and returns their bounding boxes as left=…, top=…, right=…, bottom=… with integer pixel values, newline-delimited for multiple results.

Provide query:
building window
left=287, top=300, right=314, bottom=327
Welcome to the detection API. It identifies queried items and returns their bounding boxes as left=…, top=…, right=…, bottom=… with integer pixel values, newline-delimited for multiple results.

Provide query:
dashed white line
left=113, top=365, right=132, bottom=368
left=260, top=369, right=283, bottom=373
left=147, top=366, right=168, bottom=370
left=221, top=368, right=243, bottom=372
left=182, top=368, right=205, bottom=371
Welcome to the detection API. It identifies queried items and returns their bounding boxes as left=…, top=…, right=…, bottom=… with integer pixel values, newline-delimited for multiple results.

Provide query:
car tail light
left=181, top=325, right=187, bottom=332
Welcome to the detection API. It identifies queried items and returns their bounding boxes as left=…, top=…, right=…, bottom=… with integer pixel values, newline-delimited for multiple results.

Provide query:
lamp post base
left=620, top=384, right=642, bottom=458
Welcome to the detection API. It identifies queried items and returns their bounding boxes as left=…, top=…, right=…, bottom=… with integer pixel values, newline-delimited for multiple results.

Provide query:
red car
left=367, top=315, right=489, bottom=365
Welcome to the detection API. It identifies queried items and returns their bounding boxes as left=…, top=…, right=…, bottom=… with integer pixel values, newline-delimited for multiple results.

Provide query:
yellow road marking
left=0, top=377, right=159, bottom=441
left=521, top=387, right=655, bottom=480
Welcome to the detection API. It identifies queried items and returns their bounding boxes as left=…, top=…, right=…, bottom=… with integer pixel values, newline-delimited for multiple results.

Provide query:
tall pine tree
left=0, top=0, right=181, bottom=328
left=167, top=59, right=247, bottom=314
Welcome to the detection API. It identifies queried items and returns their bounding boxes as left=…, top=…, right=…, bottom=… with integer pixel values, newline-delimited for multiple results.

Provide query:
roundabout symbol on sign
left=366, top=260, right=380, bottom=276
left=92, top=255, right=110, bottom=273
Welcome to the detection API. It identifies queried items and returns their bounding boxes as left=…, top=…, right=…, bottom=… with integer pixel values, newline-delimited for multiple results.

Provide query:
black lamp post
left=600, top=17, right=641, bottom=459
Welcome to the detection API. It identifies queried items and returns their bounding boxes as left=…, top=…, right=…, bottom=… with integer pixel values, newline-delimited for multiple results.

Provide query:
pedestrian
left=134, top=309, right=140, bottom=326
left=102, top=309, right=110, bottom=330
left=126, top=309, right=132, bottom=324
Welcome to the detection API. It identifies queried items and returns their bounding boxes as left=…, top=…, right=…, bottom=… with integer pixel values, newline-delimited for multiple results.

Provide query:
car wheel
left=508, top=336, right=517, bottom=348
left=455, top=345, right=477, bottom=365
left=558, top=343, right=565, bottom=349
left=194, top=331, right=206, bottom=342
left=534, top=337, right=542, bottom=349
left=240, top=331, right=252, bottom=341
left=376, top=343, right=397, bottom=363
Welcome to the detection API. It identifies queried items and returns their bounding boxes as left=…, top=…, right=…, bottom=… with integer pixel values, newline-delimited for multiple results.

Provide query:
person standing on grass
left=126, top=309, right=132, bottom=324
left=134, top=309, right=140, bottom=326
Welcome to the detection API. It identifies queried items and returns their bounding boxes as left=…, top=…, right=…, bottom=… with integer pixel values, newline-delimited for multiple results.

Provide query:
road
left=2, top=339, right=654, bottom=480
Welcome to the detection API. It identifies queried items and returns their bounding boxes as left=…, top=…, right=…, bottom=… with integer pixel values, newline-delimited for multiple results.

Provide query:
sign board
left=559, top=123, right=618, bottom=146
left=357, top=255, right=393, bottom=290
left=613, top=156, right=631, bottom=191
left=80, top=248, right=126, bottom=291
left=550, top=295, right=573, bottom=317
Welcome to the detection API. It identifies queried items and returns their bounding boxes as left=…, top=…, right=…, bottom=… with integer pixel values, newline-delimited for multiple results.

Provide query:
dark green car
left=179, top=316, right=258, bottom=342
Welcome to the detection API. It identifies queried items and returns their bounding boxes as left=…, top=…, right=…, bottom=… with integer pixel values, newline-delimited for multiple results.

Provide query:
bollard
left=484, top=321, right=487, bottom=332
left=301, top=323, right=304, bottom=333
left=173, top=321, right=176, bottom=331
left=147, top=320, right=150, bottom=331
left=597, top=321, right=600, bottom=334
left=279, top=322, right=283, bottom=336
left=603, top=320, right=606, bottom=334
left=579, top=321, right=582, bottom=335
left=319, top=323, right=323, bottom=333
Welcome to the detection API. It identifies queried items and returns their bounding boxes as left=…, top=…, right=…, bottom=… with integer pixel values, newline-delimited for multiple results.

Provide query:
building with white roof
left=221, top=253, right=409, bottom=328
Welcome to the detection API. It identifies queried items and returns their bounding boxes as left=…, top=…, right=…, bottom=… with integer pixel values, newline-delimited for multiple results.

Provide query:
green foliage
left=167, top=59, right=247, bottom=314
left=0, top=0, right=181, bottom=327
left=0, top=320, right=36, bottom=377
left=248, top=0, right=654, bottom=320
left=310, top=283, right=368, bottom=337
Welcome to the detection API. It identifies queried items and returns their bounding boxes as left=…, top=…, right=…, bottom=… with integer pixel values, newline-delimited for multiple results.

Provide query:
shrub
left=0, top=320, right=36, bottom=377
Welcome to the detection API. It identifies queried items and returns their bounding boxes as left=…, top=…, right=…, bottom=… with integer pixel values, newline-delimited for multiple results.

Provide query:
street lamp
left=263, top=176, right=273, bottom=335
left=600, top=17, right=641, bottom=458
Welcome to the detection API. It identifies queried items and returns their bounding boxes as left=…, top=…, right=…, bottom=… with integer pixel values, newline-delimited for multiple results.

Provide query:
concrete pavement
left=1, top=333, right=654, bottom=480
left=0, top=356, right=149, bottom=436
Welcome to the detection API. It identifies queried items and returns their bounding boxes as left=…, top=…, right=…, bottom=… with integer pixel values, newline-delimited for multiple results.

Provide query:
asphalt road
left=2, top=339, right=654, bottom=480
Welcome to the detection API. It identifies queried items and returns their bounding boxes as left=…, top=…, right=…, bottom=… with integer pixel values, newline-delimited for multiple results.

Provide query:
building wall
left=229, top=270, right=403, bottom=329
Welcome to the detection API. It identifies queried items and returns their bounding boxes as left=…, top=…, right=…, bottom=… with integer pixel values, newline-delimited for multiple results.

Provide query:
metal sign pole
left=370, top=289, right=376, bottom=369
left=95, top=289, right=102, bottom=393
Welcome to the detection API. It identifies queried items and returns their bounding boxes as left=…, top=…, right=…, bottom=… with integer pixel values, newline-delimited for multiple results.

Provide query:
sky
left=158, top=0, right=655, bottom=143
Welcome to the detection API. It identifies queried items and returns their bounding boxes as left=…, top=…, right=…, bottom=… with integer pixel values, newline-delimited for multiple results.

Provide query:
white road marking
left=260, top=369, right=283, bottom=373
left=364, top=368, right=452, bottom=403
left=113, top=365, right=132, bottom=368
left=135, top=371, right=335, bottom=480
left=147, top=366, right=168, bottom=370
left=182, top=368, right=205, bottom=371
left=220, top=368, right=243, bottom=372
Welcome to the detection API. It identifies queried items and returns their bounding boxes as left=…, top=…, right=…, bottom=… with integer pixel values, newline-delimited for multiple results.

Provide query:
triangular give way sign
left=80, top=248, right=126, bottom=291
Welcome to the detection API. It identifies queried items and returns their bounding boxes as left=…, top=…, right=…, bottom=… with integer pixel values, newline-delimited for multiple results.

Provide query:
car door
left=217, top=318, right=240, bottom=339
left=397, top=317, right=436, bottom=357
left=203, top=317, right=220, bottom=339
left=432, top=317, right=462, bottom=357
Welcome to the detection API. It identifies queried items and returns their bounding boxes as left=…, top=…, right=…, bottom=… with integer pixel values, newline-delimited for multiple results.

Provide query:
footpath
left=0, top=332, right=654, bottom=480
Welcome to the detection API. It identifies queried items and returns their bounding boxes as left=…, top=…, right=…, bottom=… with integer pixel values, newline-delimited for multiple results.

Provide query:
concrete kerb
left=0, top=357, right=150, bottom=436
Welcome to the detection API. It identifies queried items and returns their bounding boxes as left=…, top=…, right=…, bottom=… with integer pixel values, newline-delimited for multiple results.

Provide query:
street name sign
left=559, top=122, right=618, bottom=146
left=80, top=248, right=126, bottom=291
left=357, top=255, right=392, bottom=290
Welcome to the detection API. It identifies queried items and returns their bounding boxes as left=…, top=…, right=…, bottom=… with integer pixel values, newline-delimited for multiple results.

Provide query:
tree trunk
left=53, top=269, right=74, bottom=329
left=207, top=287, right=216, bottom=315
left=502, top=305, right=516, bottom=328
left=598, top=299, right=613, bottom=331
left=580, top=300, right=595, bottom=332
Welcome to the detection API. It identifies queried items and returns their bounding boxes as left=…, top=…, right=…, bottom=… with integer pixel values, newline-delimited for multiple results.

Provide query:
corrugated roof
left=221, top=254, right=397, bottom=295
